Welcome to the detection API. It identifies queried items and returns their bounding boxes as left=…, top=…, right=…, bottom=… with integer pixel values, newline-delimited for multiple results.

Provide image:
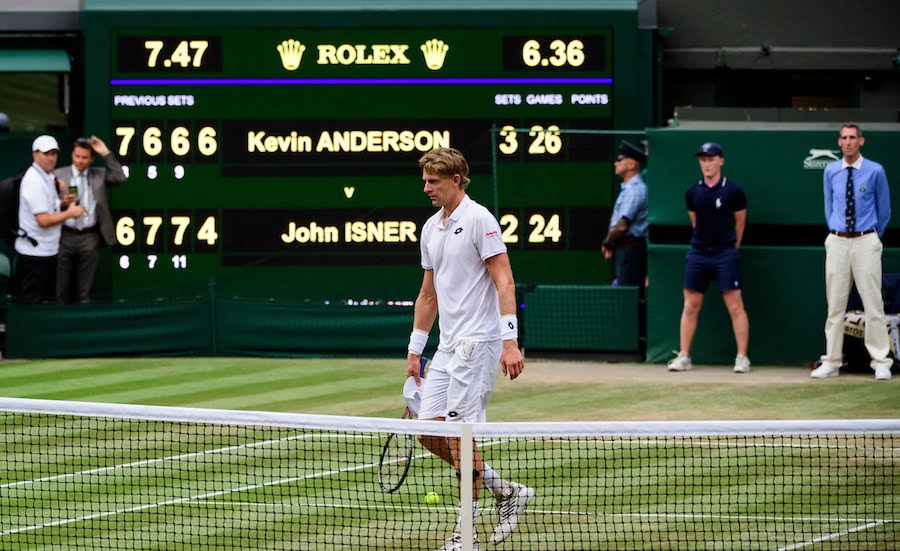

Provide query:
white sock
left=482, top=463, right=510, bottom=499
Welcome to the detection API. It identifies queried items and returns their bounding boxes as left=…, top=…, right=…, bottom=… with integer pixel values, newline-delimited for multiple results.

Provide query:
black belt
left=830, top=229, right=876, bottom=238
left=62, top=225, right=96, bottom=234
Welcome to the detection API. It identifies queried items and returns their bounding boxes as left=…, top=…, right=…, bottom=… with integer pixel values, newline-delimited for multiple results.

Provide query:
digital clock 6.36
left=502, top=36, right=606, bottom=71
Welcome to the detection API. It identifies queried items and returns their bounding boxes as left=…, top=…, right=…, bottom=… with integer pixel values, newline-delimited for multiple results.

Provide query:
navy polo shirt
left=685, top=176, right=747, bottom=249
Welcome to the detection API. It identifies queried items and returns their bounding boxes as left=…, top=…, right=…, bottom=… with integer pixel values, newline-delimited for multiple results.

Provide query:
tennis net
left=0, top=397, right=897, bottom=550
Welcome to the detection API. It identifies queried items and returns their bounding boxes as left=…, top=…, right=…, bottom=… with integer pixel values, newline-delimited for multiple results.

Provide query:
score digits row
left=112, top=212, right=564, bottom=251
left=115, top=125, right=218, bottom=158
left=112, top=122, right=603, bottom=162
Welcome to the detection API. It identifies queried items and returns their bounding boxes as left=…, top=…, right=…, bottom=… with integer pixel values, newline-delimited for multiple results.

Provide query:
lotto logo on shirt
left=485, top=230, right=499, bottom=238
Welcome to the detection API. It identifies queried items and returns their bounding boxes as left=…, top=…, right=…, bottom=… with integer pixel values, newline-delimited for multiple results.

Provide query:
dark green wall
left=646, top=245, right=823, bottom=365
left=6, top=285, right=640, bottom=358
left=647, top=126, right=900, bottom=227
left=645, top=124, right=900, bottom=365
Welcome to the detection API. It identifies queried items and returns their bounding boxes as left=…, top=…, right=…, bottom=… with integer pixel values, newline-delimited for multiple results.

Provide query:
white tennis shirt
left=420, top=194, right=506, bottom=349
left=16, top=163, right=63, bottom=257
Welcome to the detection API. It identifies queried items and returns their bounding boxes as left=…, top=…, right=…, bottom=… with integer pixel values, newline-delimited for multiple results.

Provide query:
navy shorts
left=683, top=247, right=741, bottom=293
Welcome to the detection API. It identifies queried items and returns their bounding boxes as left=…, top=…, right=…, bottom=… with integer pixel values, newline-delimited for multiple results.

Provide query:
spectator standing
left=54, top=136, right=127, bottom=303
left=15, top=135, right=84, bottom=304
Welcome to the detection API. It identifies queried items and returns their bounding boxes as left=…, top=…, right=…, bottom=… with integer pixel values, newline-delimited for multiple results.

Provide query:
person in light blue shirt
left=602, top=140, right=648, bottom=287
left=814, top=123, right=893, bottom=381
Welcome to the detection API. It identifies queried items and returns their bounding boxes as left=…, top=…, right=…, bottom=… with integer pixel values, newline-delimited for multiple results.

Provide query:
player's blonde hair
left=419, top=147, right=470, bottom=190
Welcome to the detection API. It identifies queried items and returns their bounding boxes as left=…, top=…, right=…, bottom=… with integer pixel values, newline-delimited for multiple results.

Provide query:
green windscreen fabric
left=523, top=285, right=639, bottom=351
left=648, top=244, right=900, bottom=365
left=647, top=245, right=827, bottom=366
left=214, top=298, right=419, bottom=357
left=6, top=297, right=213, bottom=358
left=0, top=50, right=71, bottom=73
left=4, top=286, right=641, bottom=358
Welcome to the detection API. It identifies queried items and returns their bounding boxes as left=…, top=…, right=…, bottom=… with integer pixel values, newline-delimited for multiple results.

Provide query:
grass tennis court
left=1, top=357, right=898, bottom=419
left=0, top=358, right=897, bottom=549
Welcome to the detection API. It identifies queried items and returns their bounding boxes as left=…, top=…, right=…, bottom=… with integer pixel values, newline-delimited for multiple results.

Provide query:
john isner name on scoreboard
left=247, top=129, right=450, bottom=154
left=281, top=220, right=418, bottom=244
left=218, top=208, right=431, bottom=254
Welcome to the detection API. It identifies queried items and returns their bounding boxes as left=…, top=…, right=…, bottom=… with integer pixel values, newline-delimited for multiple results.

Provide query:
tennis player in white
left=406, top=147, right=533, bottom=551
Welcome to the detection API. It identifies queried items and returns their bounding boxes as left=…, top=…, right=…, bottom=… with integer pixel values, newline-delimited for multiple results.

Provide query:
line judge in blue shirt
left=814, top=123, right=892, bottom=381
left=602, top=140, right=648, bottom=288
left=667, top=142, right=751, bottom=374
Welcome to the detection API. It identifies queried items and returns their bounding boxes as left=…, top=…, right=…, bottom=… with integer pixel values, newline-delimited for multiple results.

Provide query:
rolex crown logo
left=420, top=38, right=449, bottom=71
left=277, top=39, right=307, bottom=71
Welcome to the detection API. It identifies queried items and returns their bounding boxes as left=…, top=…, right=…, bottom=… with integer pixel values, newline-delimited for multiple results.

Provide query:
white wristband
left=500, top=315, right=518, bottom=341
left=408, top=329, right=429, bottom=356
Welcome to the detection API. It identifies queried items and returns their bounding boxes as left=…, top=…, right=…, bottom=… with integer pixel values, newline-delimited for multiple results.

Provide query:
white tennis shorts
left=418, top=339, right=502, bottom=422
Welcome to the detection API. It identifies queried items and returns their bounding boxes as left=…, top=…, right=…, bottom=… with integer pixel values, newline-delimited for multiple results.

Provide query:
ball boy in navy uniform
left=667, top=142, right=751, bottom=373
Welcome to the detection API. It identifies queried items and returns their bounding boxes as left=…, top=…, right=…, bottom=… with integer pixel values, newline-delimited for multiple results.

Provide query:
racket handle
left=419, top=356, right=428, bottom=377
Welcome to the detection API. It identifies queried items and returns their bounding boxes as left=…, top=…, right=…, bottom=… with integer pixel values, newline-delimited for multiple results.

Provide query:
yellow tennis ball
left=425, top=491, right=441, bottom=505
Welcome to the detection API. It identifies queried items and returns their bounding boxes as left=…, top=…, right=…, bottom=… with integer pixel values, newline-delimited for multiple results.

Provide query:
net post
left=460, top=422, right=474, bottom=551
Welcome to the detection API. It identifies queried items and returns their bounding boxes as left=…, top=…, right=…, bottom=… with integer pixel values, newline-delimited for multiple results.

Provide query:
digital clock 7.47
left=117, top=37, right=223, bottom=73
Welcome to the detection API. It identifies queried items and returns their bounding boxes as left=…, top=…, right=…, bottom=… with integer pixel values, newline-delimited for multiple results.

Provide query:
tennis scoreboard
left=84, top=3, right=650, bottom=300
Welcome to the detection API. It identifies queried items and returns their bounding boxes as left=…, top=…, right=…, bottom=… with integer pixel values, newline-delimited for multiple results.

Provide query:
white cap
left=32, top=135, right=59, bottom=153
left=403, top=376, right=423, bottom=417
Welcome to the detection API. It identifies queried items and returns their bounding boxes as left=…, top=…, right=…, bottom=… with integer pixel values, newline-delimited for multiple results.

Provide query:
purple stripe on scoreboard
left=110, top=77, right=614, bottom=86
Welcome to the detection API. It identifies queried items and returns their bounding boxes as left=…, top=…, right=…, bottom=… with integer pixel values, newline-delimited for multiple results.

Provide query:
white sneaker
left=875, top=366, right=892, bottom=381
left=490, top=483, right=534, bottom=544
left=667, top=354, right=692, bottom=372
left=436, top=530, right=479, bottom=551
left=733, top=354, right=751, bottom=374
left=811, top=363, right=840, bottom=378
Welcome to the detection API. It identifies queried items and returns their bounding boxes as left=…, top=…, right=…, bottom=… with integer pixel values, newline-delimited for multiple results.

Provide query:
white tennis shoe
left=667, top=353, right=693, bottom=372
left=490, top=483, right=534, bottom=544
left=435, top=529, right=479, bottom=551
left=875, top=366, right=892, bottom=380
left=811, top=363, right=840, bottom=378
left=733, top=354, right=751, bottom=374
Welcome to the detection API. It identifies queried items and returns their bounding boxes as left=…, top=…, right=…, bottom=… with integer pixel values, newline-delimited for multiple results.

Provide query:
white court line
left=4, top=433, right=891, bottom=492
left=195, top=500, right=459, bottom=513
left=0, top=440, right=448, bottom=537
left=189, top=500, right=899, bottom=546
left=2, top=433, right=895, bottom=538
left=0, top=450, right=388, bottom=536
left=191, top=500, right=897, bottom=525
left=191, top=501, right=899, bottom=548
left=776, top=521, right=887, bottom=550
left=540, top=438, right=900, bottom=452
left=1, top=432, right=375, bottom=489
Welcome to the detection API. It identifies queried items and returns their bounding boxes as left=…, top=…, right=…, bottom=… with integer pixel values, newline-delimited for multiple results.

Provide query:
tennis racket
left=378, top=356, right=427, bottom=493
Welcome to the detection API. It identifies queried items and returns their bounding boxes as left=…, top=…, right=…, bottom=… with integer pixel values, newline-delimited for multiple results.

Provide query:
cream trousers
left=822, top=232, right=893, bottom=370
